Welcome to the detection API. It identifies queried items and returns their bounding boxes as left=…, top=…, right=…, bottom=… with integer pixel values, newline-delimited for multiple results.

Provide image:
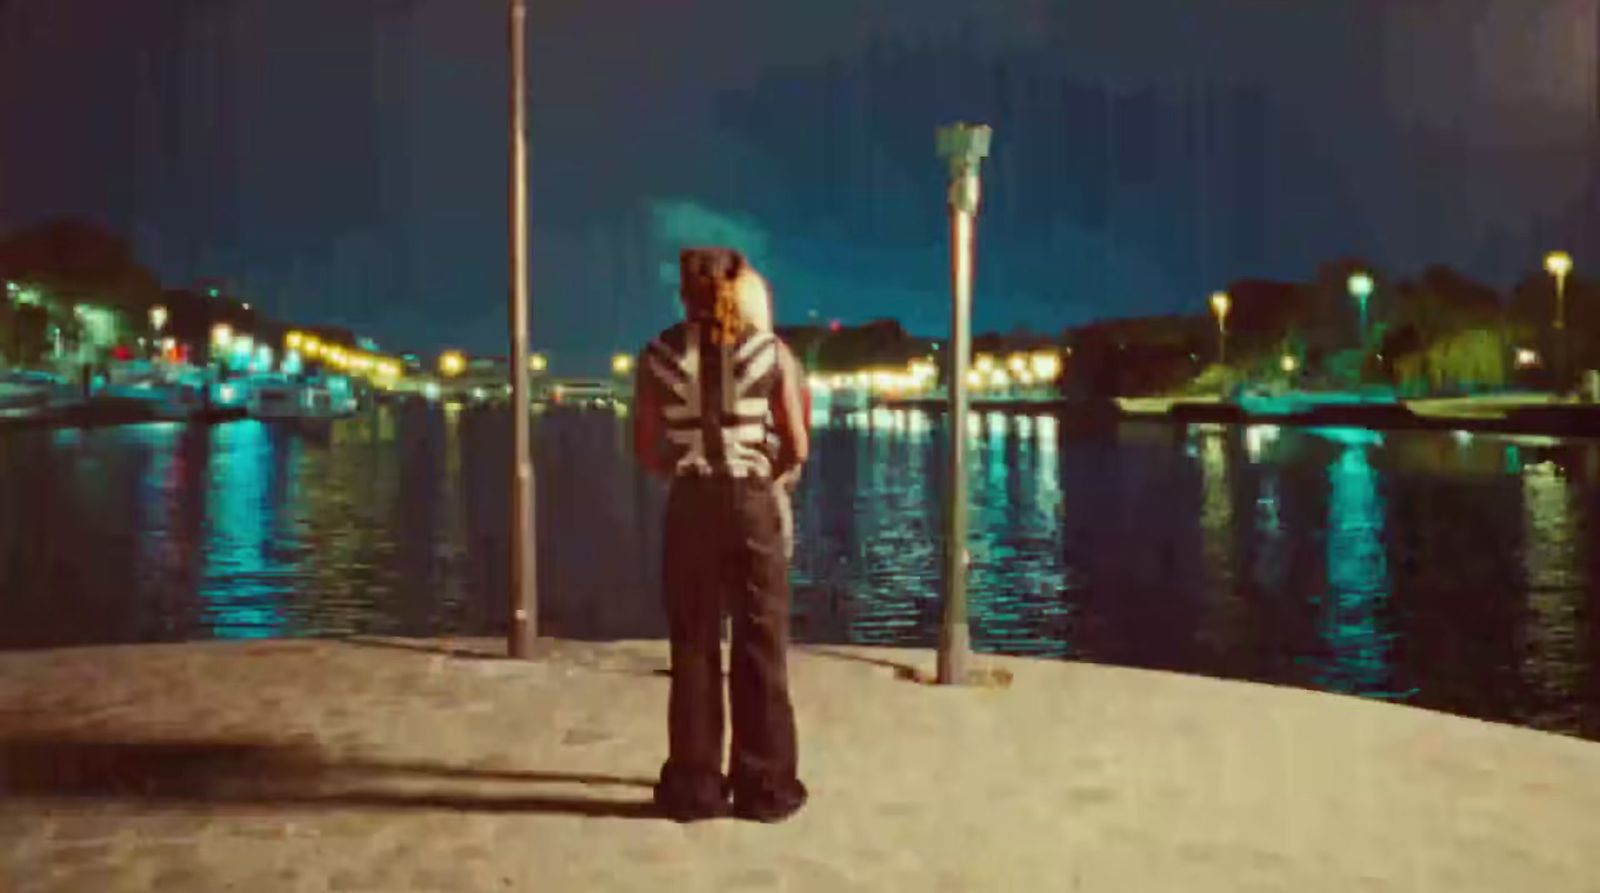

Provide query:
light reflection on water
left=2, top=408, right=1599, bottom=739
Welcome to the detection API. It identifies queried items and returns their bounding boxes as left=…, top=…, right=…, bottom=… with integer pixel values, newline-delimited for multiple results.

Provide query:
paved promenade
left=3, top=637, right=1599, bottom=891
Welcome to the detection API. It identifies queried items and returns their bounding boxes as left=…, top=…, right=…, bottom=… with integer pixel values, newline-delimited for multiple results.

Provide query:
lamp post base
left=937, top=623, right=970, bottom=686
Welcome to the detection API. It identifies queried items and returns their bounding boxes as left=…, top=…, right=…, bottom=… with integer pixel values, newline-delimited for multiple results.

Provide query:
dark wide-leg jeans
left=655, top=474, right=806, bottom=816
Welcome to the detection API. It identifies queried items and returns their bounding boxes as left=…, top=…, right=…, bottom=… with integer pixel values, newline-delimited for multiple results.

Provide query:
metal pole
left=1556, top=272, right=1568, bottom=390
left=935, top=123, right=991, bottom=686
left=508, top=0, right=538, bottom=658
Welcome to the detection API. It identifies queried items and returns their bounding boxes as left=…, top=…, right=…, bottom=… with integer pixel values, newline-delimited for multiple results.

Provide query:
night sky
left=2, top=0, right=1597, bottom=373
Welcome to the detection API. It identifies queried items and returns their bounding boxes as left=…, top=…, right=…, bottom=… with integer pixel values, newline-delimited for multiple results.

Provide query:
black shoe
left=732, top=783, right=808, bottom=823
left=654, top=770, right=730, bottom=823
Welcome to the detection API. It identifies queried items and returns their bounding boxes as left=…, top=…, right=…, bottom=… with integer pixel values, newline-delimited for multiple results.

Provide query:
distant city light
left=1515, top=348, right=1541, bottom=369
left=423, top=382, right=441, bottom=401
left=530, top=353, right=547, bottom=372
left=440, top=351, right=466, bottom=377
left=611, top=353, right=633, bottom=375
left=211, top=324, right=233, bottom=347
left=1281, top=354, right=1299, bottom=373
left=148, top=305, right=168, bottom=332
left=1347, top=272, right=1374, bottom=300
left=207, top=288, right=220, bottom=298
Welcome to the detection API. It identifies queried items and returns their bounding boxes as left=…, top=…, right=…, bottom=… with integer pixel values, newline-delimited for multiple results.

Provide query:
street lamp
left=1545, top=250, right=1573, bottom=388
left=440, top=350, right=466, bottom=377
left=611, top=353, right=633, bottom=375
left=529, top=352, right=547, bottom=373
left=210, top=323, right=233, bottom=348
left=148, top=305, right=168, bottom=333
left=507, top=0, right=538, bottom=658
left=935, top=120, right=992, bottom=686
left=1347, top=272, right=1374, bottom=344
left=1209, top=290, right=1231, bottom=365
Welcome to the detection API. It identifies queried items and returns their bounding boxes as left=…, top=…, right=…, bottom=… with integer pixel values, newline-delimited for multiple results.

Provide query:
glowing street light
left=1281, top=354, right=1299, bottom=374
left=611, top=353, right=633, bottom=375
left=1347, top=272, right=1374, bottom=343
left=1545, top=251, right=1573, bottom=319
left=1545, top=251, right=1573, bottom=386
left=439, top=350, right=466, bottom=377
left=1209, top=290, right=1230, bottom=364
left=210, top=323, right=233, bottom=347
left=148, top=305, right=168, bottom=333
left=529, top=352, right=547, bottom=373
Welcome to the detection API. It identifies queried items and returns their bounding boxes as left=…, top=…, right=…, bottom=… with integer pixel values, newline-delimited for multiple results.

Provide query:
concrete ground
left=3, top=637, right=1599, bottom=892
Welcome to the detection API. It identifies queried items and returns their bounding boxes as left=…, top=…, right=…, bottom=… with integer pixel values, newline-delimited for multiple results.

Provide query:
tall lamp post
left=1545, top=250, right=1572, bottom=389
left=935, top=121, right=991, bottom=686
left=507, top=0, right=538, bottom=658
left=1347, top=272, right=1374, bottom=347
left=1209, top=290, right=1230, bottom=366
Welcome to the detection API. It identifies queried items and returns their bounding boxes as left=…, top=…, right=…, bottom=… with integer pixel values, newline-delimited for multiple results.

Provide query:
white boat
left=103, top=363, right=209, bottom=419
left=247, top=375, right=359, bottom=421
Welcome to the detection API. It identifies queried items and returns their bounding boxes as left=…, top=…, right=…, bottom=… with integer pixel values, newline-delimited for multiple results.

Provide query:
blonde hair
left=734, top=269, right=773, bottom=333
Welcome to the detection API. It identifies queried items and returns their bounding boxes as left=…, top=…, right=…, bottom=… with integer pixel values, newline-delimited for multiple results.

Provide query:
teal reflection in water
left=966, top=412, right=1070, bottom=657
left=200, top=422, right=288, bottom=639
left=1313, top=441, right=1397, bottom=696
left=1520, top=460, right=1583, bottom=715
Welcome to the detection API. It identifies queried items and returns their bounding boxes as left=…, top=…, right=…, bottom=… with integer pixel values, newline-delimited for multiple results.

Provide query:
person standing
left=631, top=247, right=810, bottom=823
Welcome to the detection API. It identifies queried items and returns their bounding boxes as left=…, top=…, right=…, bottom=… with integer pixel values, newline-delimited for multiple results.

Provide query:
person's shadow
left=0, top=734, right=661, bottom=819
